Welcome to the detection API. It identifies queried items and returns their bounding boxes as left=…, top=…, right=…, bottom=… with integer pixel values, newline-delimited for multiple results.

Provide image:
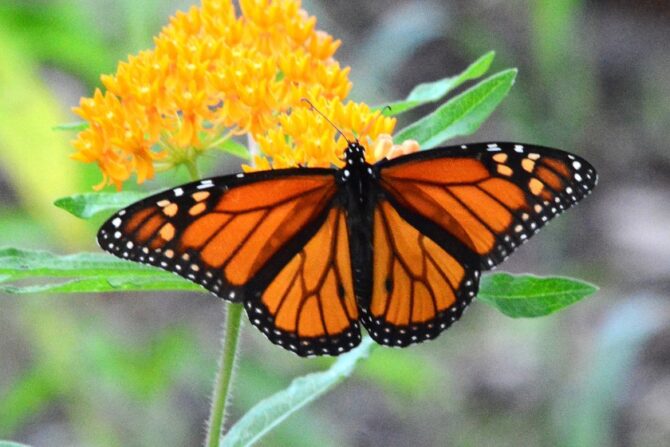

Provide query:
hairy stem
left=205, top=303, right=244, bottom=447
left=204, top=136, right=253, bottom=446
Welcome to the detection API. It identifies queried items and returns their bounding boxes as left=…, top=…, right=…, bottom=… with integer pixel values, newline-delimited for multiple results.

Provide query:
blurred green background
left=1, top=0, right=669, bottom=446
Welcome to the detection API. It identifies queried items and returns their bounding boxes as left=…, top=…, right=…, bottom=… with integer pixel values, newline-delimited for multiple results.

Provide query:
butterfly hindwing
left=97, top=169, right=338, bottom=301
left=359, top=199, right=479, bottom=347
left=377, top=142, right=597, bottom=269
left=243, top=206, right=361, bottom=356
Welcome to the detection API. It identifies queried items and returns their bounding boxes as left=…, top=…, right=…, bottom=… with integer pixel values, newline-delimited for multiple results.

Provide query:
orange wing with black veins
left=378, top=143, right=597, bottom=269
left=362, top=142, right=597, bottom=346
left=98, top=171, right=337, bottom=297
left=359, top=200, right=479, bottom=346
left=98, top=170, right=361, bottom=356
left=245, top=207, right=361, bottom=356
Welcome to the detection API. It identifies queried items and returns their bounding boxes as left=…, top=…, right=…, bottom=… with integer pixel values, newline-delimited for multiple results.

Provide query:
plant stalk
left=204, top=137, right=254, bottom=447
left=205, top=303, right=244, bottom=447
left=184, top=157, right=201, bottom=181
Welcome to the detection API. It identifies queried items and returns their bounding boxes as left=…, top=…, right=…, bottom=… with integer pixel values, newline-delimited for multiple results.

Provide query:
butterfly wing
left=359, top=198, right=479, bottom=347
left=244, top=205, right=360, bottom=356
left=359, top=142, right=597, bottom=346
left=98, top=169, right=360, bottom=356
left=377, top=142, right=597, bottom=269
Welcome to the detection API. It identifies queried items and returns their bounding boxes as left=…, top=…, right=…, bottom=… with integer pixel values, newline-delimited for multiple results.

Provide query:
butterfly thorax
left=340, top=141, right=375, bottom=208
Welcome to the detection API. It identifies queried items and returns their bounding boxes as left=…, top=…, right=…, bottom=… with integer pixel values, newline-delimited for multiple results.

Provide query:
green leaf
left=1, top=276, right=201, bottom=295
left=222, top=337, right=375, bottom=447
left=0, top=248, right=200, bottom=294
left=0, top=442, right=31, bottom=447
left=52, top=121, right=88, bottom=132
left=0, top=248, right=140, bottom=280
left=477, top=273, right=598, bottom=318
left=379, top=51, right=495, bottom=116
left=394, top=68, right=517, bottom=148
left=54, top=191, right=148, bottom=219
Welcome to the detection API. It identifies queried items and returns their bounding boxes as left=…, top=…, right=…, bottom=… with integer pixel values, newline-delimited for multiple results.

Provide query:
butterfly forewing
left=97, top=170, right=338, bottom=301
left=377, top=142, right=597, bottom=269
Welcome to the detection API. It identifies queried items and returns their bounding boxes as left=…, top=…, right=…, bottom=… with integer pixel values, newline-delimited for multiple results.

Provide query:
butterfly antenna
left=301, top=98, right=353, bottom=145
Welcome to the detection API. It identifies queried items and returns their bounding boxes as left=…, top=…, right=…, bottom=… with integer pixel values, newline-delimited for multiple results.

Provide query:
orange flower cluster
left=72, top=0, right=352, bottom=189
left=252, top=98, right=398, bottom=170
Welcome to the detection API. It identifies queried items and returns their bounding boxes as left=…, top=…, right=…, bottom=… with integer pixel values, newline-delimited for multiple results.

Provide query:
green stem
left=180, top=157, right=243, bottom=446
left=184, top=157, right=201, bottom=181
left=205, top=303, right=244, bottom=447
left=204, top=136, right=253, bottom=446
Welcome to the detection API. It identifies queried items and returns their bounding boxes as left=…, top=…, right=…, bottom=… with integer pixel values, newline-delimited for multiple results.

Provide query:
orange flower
left=72, top=0, right=351, bottom=189
left=251, top=96, right=416, bottom=170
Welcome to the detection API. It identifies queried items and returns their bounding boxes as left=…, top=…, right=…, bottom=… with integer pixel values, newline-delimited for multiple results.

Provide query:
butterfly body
left=339, top=143, right=378, bottom=309
left=98, top=142, right=597, bottom=356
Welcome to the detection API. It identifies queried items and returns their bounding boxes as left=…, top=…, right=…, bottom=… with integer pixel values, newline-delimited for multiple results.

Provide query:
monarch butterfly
left=98, top=140, right=597, bottom=356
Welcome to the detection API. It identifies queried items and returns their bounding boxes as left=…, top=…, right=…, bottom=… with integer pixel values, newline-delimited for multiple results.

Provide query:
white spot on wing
left=197, top=179, right=214, bottom=189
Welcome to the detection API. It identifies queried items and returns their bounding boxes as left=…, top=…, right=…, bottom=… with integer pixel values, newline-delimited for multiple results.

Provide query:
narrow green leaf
left=214, top=139, right=251, bottom=160
left=394, top=69, right=517, bottom=148
left=478, top=273, right=598, bottom=318
left=0, top=247, right=197, bottom=291
left=222, top=337, right=375, bottom=447
left=0, top=276, right=201, bottom=295
left=54, top=191, right=148, bottom=219
left=379, top=51, right=495, bottom=116
left=52, top=121, right=88, bottom=132
left=405, top=51, right=495, bottom=102
left=0, top=442, right=31, bottom=447
left=0, top=248, right=147, bottom=280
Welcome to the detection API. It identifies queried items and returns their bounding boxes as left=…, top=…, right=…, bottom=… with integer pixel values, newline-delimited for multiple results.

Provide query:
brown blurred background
left=1, top=0, right=669, bottom=446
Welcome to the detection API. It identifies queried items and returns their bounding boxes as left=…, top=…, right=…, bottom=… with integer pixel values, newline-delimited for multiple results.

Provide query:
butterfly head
left=344, top=141, right=366, bottom=165
left=340, top=140, right=374, bottom=189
